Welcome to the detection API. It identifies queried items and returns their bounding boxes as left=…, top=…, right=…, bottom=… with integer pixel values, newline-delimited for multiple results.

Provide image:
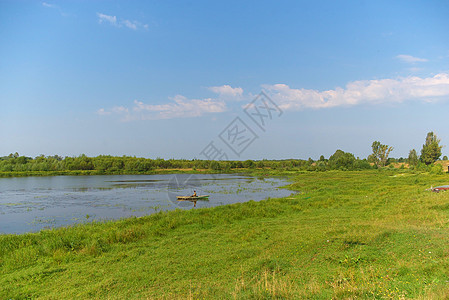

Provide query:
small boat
left=432, top=185, right=449, bottom=192
left=176, top=195, right=209, bottom=200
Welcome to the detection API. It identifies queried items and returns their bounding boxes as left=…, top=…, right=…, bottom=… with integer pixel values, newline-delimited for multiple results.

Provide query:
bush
left=315, top=161, right=327, bottom=171
left=430, top=164, right=443, bottom=174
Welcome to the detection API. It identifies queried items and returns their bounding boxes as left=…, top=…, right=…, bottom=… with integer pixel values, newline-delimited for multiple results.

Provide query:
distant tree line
left=0, top=151, right=374, bottom=174
left=1, top=132, right=444, bottom=175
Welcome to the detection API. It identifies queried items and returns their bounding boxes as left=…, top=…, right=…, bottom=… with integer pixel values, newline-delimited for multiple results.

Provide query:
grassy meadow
left=1, top=169, right=449, bottom=299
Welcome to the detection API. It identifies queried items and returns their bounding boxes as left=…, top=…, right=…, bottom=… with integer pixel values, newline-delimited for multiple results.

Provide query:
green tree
left=328, top=150, right=355, bottom=170
left=420, top=132, right=443, bottom=165
left=370, top=141, right=393, bottom=167
left=408, top=149, right=418, bottom=166
left=443, top=155, right=448, bottom=161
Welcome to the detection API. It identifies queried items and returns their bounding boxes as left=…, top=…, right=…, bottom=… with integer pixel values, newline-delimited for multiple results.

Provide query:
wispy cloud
left=263, top=73, right=449, bottom=111
left=98, top=96, right=226, bottom=121
left=96, top=108, right=111, bottom=116
left=42, top=2, right=69, bottom=17
left=97, top=12, right=148, bottom=31
left=122, top=20, right=137, bottom=30
left=396, top=54, right=428, bottom=63
left=97, top=13, right=117, bottom=26
left=42, top=2, right=54, bottom=8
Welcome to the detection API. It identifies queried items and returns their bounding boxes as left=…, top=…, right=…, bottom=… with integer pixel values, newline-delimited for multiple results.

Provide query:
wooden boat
left=432, top=185, right=449, bottom=192
left=176, top=195, right=209, bottom=200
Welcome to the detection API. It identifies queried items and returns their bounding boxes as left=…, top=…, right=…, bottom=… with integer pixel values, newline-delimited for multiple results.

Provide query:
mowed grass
left=1, top=170, right=449, bottom=299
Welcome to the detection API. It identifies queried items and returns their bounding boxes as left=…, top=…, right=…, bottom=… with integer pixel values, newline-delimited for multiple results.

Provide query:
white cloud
left=209, top=85, right=243, bottom=98
left=96, top=108, right=111, bottom=116
left=42, top=2, right=69, bottom=16
left=97, top=12, right=149, bottom=30
left=99, top=85, right=245, bottom=121
left=99, top=74, right=449, bottom=120
left=42, top=2, right=54, bottom=8
left=97, top=13, right=117, bottom=26
left=263, top=73, right=449, bottom=111
left=99, top=96, right=226, bottom=121
left=396, top=54, right=428, bottom=63
left=122, top=20, right=137, bottom=30
left=111, top=106, right=129, bottom=114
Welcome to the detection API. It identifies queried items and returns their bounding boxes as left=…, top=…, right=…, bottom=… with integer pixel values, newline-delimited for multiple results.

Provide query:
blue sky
left=1, top=0, right=448, bottom=160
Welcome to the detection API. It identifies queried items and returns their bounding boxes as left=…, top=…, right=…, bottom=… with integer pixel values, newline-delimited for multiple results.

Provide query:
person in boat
left=192, top=190, right=197, bottom=197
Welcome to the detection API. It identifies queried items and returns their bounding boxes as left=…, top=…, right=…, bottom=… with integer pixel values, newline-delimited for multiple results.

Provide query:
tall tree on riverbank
left=369, top=141, right=393, bottom=167
left=420, top=132, right=443, bottom=165
left=408, top=149, right=419, bottom=166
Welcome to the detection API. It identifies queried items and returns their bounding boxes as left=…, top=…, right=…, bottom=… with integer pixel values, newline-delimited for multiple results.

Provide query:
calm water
left=0, top=174, right=293, bottom=234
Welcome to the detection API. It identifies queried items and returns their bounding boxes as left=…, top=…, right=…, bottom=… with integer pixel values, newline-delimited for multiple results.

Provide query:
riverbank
left=1, top=170, right=449, bottom=298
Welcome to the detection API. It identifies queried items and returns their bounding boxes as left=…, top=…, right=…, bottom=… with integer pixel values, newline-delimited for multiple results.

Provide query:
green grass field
left=1, top=170, right=449, bottom=299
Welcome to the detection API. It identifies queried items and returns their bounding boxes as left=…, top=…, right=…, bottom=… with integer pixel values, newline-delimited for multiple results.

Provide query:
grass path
left=1, top=170, right=449, bottom=299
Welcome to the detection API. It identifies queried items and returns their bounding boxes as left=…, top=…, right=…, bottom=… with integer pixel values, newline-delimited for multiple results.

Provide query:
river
left=0, top=173, right=293, bottom=234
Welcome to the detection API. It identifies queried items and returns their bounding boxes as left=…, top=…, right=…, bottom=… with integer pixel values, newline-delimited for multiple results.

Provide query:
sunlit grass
left=1, top=170, right=449, bottom=298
